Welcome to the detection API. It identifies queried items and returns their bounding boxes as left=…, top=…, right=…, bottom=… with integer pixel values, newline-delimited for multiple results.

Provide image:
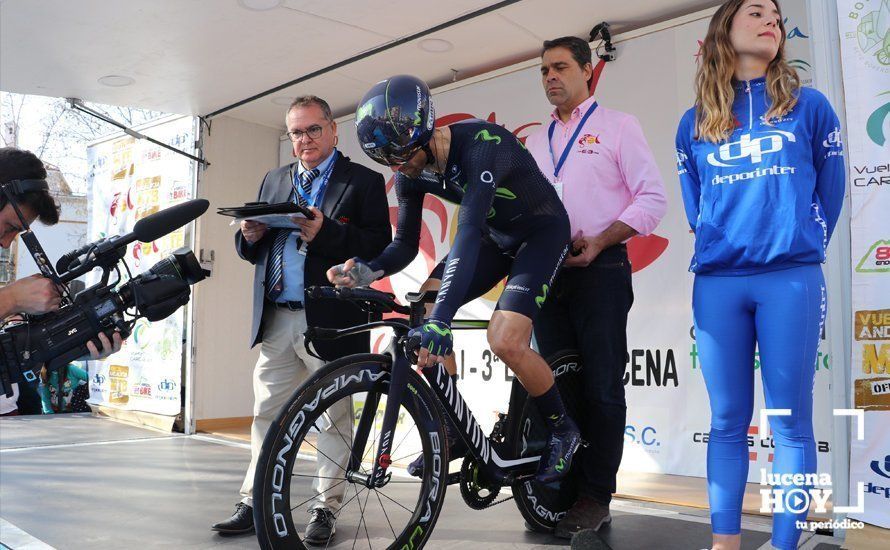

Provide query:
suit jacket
left=234, top=153, right=391, bottom=360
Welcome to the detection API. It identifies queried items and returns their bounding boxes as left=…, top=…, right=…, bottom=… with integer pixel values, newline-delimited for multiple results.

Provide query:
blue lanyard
left=547, top=101, right=598, bottom=180
left=292, top=150, right=338, bottom=207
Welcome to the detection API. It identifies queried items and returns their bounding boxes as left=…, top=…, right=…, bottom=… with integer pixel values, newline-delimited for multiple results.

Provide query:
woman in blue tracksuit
left=675, top=1, right=845, bottom=549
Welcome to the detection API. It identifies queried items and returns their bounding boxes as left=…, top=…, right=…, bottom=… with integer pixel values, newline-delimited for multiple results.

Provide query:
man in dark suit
left=211, top=96, right=390, bottom=543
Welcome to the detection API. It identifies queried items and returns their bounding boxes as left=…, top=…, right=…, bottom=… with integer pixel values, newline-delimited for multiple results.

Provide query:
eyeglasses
left=287, top=123, right=328, bottom=142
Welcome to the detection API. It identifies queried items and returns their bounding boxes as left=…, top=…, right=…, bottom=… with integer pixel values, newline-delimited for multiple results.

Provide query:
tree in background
left=0, top=92, right=165, bottom=193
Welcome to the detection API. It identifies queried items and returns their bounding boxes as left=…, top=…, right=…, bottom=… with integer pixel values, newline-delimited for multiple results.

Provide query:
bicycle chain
left=481, top=493, right=514, bottom=509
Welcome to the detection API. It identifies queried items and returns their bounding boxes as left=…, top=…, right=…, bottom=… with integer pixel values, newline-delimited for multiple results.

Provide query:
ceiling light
left=97, top=75, right=135, bottom=87
left=238, top=0, right=283, bottom=11
left=271, top=96, right=293, bottom=106
left=419, top=38, right=454, bottom=53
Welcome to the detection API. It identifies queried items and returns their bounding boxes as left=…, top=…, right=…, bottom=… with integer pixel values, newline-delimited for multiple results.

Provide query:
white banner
left=326, top=4, right=838, bottom=484
left=85, top=116, right=196, bottom=417
left=837, top=0, right=890, bottom=528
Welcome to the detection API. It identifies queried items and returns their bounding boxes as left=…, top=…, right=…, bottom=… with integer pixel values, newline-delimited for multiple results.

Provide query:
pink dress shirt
left=525, top=95, right=667, bottom=239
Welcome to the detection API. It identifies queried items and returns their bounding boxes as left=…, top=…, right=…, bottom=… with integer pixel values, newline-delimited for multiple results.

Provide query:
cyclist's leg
left=488, top=221, right=569, bottom=396
left=423, top=237, right=513, bottom=376
left=532, top=274, right=575, bottom=360
left=407, top=239, right=512, bottom=477
left=487, top=218, right=578, bottom=482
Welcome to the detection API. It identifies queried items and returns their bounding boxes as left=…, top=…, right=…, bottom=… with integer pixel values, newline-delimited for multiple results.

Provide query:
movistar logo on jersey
left=474, top=129, right=502, bottom=144
left=707, top=130, right=796, bottom=167
left=535, top=284, right=549, bottom=308
left=494, top=187, right=516, bottom=200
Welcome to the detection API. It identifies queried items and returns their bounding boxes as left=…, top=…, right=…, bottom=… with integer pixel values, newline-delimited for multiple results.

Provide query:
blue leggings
left=693, top=264, right=825, bottom=550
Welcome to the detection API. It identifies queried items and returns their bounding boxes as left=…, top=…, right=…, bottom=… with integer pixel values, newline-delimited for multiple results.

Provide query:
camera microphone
left=132, top=198, right=210, bottom=242
left=56, top=199, right=210, bottom=278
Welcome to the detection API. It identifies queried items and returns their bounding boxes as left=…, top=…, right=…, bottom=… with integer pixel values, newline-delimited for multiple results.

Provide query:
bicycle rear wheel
left=510, top=350, right=583, bottom=533
left=253, top=354, right=448, bottom=549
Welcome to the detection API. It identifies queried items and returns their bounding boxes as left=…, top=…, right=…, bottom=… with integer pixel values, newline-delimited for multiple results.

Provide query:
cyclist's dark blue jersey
left=366, top=121, right=569, bottom=324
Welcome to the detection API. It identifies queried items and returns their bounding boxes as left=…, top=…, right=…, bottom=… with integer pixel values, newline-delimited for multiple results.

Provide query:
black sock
left=533, top=384, right=571, bottom=433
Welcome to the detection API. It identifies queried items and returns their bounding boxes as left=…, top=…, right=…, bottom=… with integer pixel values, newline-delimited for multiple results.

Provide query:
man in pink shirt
left=525, top=36, right=667, bottom=538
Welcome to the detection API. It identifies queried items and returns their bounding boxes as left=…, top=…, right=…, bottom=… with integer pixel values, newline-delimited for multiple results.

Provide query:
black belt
left=268, top=300, right=303, bottom=311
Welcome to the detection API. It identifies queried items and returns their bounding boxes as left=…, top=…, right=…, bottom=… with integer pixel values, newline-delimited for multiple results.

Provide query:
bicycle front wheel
left=253, top=353, right=448, bottom=549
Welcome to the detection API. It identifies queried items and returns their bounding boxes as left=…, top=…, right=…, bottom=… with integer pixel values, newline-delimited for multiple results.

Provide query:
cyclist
left=329, top=74, right=580, bottom=484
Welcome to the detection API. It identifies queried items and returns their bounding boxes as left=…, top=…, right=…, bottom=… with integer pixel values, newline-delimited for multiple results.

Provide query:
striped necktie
left=266, top=168, right=321, bottom=301
left=294, top=167, right=319, bottom=207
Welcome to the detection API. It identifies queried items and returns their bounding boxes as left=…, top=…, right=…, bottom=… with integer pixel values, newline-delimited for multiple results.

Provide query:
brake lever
left=403, top=334, right=423, bottom=364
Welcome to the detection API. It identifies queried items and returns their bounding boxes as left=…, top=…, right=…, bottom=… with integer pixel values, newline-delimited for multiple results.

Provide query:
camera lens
left=149, top=247, right=207, bottom=285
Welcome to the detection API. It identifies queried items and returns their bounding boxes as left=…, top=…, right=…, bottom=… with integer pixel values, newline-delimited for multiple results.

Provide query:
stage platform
left=1, top=414, right=845, bottom=549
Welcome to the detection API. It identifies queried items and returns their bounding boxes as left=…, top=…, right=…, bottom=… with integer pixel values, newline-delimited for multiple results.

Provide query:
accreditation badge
left=552, top=180, right=564, bottom=201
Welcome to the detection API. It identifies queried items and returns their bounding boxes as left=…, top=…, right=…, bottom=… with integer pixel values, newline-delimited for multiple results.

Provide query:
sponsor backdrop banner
left=837, top=0, right=890, bottom=528
left=315, top=3, right=838, bottom=484
left=85, top=116, right=195, bottom=416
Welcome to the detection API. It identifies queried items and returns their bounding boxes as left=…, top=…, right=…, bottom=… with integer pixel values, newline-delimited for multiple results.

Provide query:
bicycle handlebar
left=308, top=285, right=411, bottom=315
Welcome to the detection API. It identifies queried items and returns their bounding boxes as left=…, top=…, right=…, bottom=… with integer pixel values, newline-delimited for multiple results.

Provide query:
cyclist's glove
left=331, top=258, right=383, bottom=287
left=408, top=319, right=453, bottom=360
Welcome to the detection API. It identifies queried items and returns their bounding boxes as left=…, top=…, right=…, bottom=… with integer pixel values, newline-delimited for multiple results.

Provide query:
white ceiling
left=0, top=0, right=722, bottom=130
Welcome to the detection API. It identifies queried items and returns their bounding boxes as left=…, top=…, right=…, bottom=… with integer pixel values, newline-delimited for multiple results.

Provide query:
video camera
left=0, top=180, right=210, bottom=397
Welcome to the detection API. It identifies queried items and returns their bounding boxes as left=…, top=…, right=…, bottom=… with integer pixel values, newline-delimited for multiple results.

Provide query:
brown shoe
left=555, top=496, right=611, bottom=539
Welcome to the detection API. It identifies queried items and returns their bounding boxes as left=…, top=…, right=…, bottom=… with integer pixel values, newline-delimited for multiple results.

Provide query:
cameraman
left=0, top=148, right=122, bottom=415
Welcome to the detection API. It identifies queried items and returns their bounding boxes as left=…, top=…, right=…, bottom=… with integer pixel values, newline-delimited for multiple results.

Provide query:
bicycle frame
left=303, top=286, right=542, bottom=490
left=331, top=323, right=541, bottom=490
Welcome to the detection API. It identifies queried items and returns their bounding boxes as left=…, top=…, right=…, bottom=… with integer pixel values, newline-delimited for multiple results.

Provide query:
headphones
left=3, top=179, right=50, bottom=194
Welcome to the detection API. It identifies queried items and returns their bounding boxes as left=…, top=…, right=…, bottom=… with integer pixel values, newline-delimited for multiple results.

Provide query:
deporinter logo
left=823, top=127, right=844, bottom=158
left=676, top=149, right=689, bottom=175
left=872, top=455, right=890, bottom=479
left=707, top=130, right=796, bottom=167
left=711, top=165, right=796, bottom=186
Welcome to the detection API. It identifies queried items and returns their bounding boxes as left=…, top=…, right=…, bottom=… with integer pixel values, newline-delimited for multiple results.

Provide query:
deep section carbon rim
left=253, top=355, right=448, bottom=549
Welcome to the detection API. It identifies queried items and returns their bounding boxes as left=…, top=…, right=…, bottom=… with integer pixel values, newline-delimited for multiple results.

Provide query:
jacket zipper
left=746, top=80, right=753, bottom=129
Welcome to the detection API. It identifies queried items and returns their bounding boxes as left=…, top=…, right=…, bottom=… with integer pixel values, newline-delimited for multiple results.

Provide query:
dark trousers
left=533, top=244, right=633, bottom=505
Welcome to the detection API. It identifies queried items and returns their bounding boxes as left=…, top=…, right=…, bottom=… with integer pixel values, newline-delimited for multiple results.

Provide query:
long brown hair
left=694, top=0, right=800, bottom=142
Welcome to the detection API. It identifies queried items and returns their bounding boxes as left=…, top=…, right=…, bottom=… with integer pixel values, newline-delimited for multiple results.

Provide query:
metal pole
left=66, top=99, right=210, bottom=167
